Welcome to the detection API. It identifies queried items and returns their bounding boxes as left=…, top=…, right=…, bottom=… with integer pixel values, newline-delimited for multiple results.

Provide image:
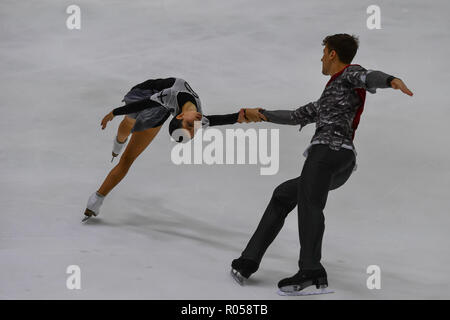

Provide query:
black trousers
left=241, top=144, right=356, bottom=270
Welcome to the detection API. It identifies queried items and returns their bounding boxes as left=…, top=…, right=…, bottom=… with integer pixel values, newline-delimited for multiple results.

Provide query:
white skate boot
left=82, top=192, right=105, bottom=222
left=111, top=136, right=128, bottom=162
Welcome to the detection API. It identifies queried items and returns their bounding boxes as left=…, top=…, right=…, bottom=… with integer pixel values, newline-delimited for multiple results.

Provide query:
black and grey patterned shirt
left=261, top=64, right=394, bottom=170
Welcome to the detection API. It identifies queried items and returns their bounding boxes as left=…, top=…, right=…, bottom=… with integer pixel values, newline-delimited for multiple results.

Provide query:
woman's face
left=179, top=111, right=202, bottom=138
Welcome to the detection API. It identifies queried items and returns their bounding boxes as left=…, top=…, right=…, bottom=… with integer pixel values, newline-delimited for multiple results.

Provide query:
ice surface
left=1, top=0, right=449, bottom=299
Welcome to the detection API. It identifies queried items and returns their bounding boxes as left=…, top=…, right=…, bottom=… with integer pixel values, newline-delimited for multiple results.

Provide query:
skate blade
left=82, top=209, right=97, bottom=223
left=81, top=215, right=92, bottom=223
left=277, top=285, right=334, bottom=296
left=230, top=268, right=246, bottom=286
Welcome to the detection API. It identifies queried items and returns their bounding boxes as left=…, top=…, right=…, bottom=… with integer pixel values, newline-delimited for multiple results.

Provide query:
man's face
left=321, top=46, right=333, bottom=75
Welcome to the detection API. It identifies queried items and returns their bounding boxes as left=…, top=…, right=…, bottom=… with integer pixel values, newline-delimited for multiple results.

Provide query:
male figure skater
left=231, top=34, right=413, bottom=295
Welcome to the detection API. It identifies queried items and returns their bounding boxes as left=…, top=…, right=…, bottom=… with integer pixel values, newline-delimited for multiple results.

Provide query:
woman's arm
left=101, top=99, right=164, bottom=130
left=112, top=98, right=163, bottom=116
left=204, top=112, right=240, bottom=126
left=204, top=108, right=267, bottom=126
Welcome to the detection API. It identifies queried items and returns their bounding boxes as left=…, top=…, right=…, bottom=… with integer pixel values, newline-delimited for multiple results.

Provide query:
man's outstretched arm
left=344, top=66, right=413, bottom=96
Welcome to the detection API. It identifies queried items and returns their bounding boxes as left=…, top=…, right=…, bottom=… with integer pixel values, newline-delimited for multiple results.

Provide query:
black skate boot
left=230, top=257, right=259, bottom=286
left=277, top=268, right=334, bottom=296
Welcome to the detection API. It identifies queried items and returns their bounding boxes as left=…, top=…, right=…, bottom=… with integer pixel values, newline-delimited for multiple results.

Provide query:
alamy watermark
left=66, top=5, right=81, bottom=30
left=366, top=265, right=381, bottom=290
left=171, top=121, right=279, bottom=176
left=66, top=265, right=81, bottom=290
left=366, top=5, right=381, bottom=30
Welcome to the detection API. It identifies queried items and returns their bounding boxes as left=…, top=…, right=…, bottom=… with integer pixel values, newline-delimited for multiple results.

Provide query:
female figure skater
left=83, top=77, right=255, bottom=221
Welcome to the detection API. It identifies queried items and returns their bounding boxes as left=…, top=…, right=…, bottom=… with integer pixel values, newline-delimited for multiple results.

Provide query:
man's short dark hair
left=168, top=116, right=184, bottom=142
left=322, top=34, right=359, bottom=64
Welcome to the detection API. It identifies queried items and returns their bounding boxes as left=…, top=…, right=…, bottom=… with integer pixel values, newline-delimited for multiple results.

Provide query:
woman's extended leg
left=112, top=116, right=137, bottom=160
left=98, top=125, right=162, bottom=196
left=117, top=116, right=136, bottom=143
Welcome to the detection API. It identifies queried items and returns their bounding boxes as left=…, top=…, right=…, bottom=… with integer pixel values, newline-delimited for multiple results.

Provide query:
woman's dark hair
left=170, top=92, right=198, bottom=142
left=322, top=34, right=359, bottom=64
